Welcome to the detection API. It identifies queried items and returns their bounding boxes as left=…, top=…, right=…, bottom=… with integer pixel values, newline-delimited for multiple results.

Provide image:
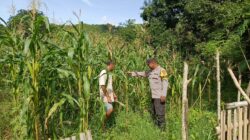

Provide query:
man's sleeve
left=131, top=71, right=147, bottom=77
left=160, top=69, right=168, bottom=80
left=160, top=69, right=168, bottom=97
left=99, top=71, right=107, bottom=86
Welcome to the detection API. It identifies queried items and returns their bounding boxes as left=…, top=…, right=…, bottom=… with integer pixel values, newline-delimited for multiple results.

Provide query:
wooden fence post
left=237, top=67, right=242, bottom=102
left=71, top=136, right=76, bottom=140
left=182, top=62, right=190, bottom=140
left=80, top=132, right=86, bottom=140
left=87, top=130, right=92, bottom=140
left=246, top=82, right=250, bottom=96
left=228, top=68, right=250, bottom=104
left=216, top=50, right=221, bottom=123
left=216, top=50, right=221, bottom=140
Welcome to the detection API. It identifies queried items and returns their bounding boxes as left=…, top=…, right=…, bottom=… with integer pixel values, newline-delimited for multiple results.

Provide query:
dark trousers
left=151, top=98, right=166, bottom=128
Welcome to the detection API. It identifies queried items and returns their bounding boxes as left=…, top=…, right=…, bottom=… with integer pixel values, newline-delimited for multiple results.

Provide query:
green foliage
left=0, top=88, right=13, bottom=139
left=0, top=23, right=5, bottom=35
left=142, top=0, right=250, bottom=63
left=0, top=2, right=248, bottom=139
left=7, top=9, right=46, bottom=37
left=188, top=110, right=216, bottom=140
left=93, top=108, right=216, bottom=140
left=98, top=111, right=166, bottom=140
left=117, top=19, right=138, bottom=42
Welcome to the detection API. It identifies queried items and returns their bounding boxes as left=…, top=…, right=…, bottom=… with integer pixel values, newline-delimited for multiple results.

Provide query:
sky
left=0, top=0, right=145, bottom=25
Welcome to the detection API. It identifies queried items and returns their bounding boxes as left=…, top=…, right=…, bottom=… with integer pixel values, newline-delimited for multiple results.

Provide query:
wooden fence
left=49, top=130, right=92, bottom=140
left=217, top=101, right=250, bottom=140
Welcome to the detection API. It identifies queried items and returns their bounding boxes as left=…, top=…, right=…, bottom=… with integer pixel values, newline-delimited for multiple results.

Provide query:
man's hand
left=107, top=95, right=112, bottom=103
left=101, top=85, right=111, bottom=101
left=127, top=72, right=133, bottom=76
left=160, top=96, right=166, bottom=103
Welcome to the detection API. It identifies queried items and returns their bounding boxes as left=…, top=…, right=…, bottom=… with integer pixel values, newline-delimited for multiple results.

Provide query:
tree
left=0, top=24, right=5, bottom=35
left=117, top=19, right=138, bottom=42
left=141, top=0, right=187, bottom=50
left=141, top=0, right=250, bottom=62
left=7, top=9, right=46, bottom=37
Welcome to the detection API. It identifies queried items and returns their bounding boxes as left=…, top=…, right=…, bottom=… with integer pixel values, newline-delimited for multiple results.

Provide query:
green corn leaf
left=57, top=68, right=76, bottom=80
left=83, top=74, right=90, bottom=98
left=87, top=65, right=92, bottom=79
left=24, top=38, right=31, bottom=55
left=68, top=47, right=74, bottom=58
left=45, top=98, right=66, bottom=127
left=70, top=21, right=80, bottom=35
left=62, top=93, right=80, bottom=107
left=0, top=17, right=7, bottom=26
left=43, top=16, right=50, bottom=32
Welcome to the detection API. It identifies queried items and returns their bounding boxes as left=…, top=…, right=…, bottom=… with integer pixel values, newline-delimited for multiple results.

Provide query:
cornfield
left=0, top=5, right=218, bottom=140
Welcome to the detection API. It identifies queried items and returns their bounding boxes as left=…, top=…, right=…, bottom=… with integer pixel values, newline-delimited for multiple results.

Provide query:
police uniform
left=131, top=66, right=168, bottom=128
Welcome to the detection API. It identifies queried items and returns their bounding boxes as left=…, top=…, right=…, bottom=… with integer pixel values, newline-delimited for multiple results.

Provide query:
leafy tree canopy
left=7, top=9, right=45, bottom=37
left=141, top=0, right=250, bottom=64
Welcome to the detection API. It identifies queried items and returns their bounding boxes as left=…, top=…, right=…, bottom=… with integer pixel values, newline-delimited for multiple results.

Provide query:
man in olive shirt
left=128, top=58, right=168, bottom=128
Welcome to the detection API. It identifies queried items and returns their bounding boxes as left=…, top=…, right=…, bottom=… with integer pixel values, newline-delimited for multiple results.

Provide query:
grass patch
left=93, top=107, right=216, bottom=140
left=0, top=88, right=13, bottom=139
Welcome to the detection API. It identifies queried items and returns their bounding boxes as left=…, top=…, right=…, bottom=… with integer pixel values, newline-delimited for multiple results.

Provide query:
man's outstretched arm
left=128, top=71, right=148, bottom=77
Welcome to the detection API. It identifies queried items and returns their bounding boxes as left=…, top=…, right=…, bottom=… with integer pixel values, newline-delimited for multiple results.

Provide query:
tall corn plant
left=0, top=17, right=28, bottom=139
left=63, top=21, right=91, bottom=132
left=23, top=10, right=50, bottom=140
left=0, top=18, right=24, bottom=104
left=0, top=8, right=50, bottom=139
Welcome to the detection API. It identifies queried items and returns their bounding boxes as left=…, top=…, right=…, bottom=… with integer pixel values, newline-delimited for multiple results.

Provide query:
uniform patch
left=160, top=69, right=168, bottom=80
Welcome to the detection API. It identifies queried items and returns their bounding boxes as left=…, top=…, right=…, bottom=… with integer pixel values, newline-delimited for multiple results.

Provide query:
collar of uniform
left=155, top=65, right=161, bottom=70
left=152, top=65, right=160, bottom=72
